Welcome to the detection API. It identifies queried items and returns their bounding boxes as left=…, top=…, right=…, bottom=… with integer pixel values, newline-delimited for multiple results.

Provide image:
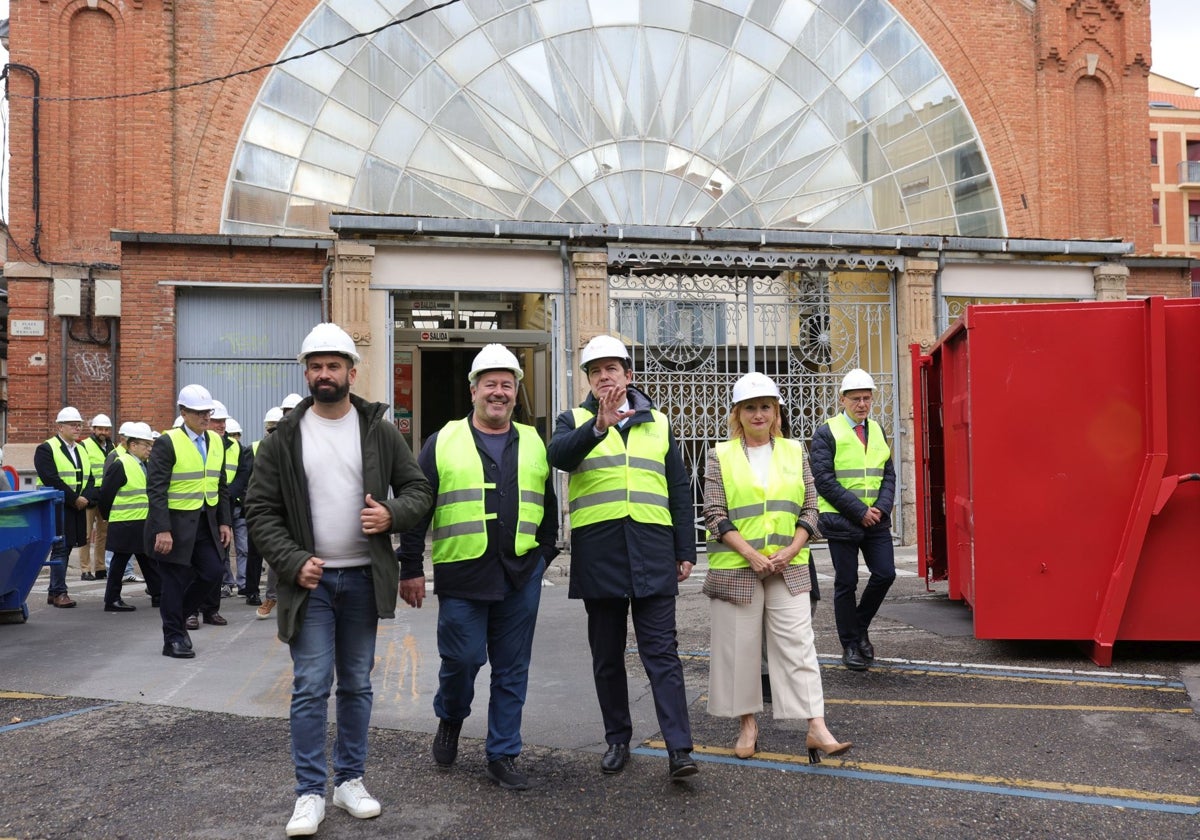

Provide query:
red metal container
left=911, top=297, right=1200, bottom=665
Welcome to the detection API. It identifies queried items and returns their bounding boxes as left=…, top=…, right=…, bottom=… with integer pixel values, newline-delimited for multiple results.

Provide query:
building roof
left=1149, top=92, right=1200, bottom=111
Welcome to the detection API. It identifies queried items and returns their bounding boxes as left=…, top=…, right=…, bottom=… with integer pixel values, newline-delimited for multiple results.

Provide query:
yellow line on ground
left=823, top=698, right=1193, bottom=714
left=0, top=691, right=64, bottom=700
left=649, top=739, right=1200, bottom=806
left=880, top=668, right=1188, bottom=693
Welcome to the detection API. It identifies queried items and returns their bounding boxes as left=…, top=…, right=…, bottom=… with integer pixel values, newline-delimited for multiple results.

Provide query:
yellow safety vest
left=79, top=437, right=108, bottom=484
left=164, top=427, right=224, bottom=509
left=706, top=438, right=810, bottom=569
left=817, top=416, right=889, bottom=512
left=36, top=437, right=90, bottom=493
left=223, top=438, right=240, bottom=484
left=567, top=407, right=672, bottom=529
left=431, top=418, right=548, bottom=564
left=108, top=452, right=148, bottom=523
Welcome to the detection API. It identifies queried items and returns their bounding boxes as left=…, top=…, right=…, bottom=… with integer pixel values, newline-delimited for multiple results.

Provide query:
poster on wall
left=394, top=351, right=414, bottom=447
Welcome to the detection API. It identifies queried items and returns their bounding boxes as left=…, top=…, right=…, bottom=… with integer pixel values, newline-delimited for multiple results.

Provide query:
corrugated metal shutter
left=176, top=288, right=320, bottom=439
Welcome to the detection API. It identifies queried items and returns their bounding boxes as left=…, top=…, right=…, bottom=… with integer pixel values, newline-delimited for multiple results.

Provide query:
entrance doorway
left=394, top=338, right=551, bottom=453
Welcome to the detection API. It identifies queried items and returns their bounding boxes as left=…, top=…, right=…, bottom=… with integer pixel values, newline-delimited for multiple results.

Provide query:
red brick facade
left=2, top=0, right=1168, bottom=440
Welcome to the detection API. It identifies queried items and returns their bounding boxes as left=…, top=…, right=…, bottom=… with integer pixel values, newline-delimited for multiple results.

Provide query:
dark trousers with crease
left=829, top=527, right=896, bottom=648
left=158, top=519, right=224, bottom=645
left=584, top=595, right=693, bottom=752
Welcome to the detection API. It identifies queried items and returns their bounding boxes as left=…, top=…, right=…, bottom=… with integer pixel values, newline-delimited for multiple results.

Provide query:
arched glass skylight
left=222, top=0, right=1004, bottom=237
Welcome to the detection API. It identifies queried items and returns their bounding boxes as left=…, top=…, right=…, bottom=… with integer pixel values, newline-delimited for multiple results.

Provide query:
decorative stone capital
left=330, top=242, right=375, bottom=346
left=1093, top=262, right=1128, bottom=301
left=572, top=251, right=609, bottom=348
left=897, top=258, right=938, bottom=353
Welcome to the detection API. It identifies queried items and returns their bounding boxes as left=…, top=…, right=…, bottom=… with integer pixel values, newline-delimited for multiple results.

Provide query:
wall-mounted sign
left=11, top=320, right=46, bottom=337
left=420, top=331, right=450, bottom=341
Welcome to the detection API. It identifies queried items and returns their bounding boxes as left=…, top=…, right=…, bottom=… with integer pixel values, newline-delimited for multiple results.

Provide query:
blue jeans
left=830, top=527, right=896, bottom=648
left=47, top=540, right=71, bottom=596
left=288, top=566, right=378, bottom=796
left=434, top=559, right=544, bottom=762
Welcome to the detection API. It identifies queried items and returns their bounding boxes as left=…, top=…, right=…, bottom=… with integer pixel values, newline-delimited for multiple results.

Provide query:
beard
left=310, top=379, right=350, bottom=404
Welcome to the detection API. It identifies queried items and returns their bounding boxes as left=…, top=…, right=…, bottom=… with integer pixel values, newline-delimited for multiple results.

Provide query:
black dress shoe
left=601, top=743, right=630, bottom=774
left=203, top=612, right=228, bottom=626
left=245, top=594, right=262, bottom=606
left=842, top=644, right=868, bottom=671
left=667, top=749, right=698, bottom=780
left=150, top=596, right=161, bottom=608
left=94, top=569, right=107, bottom=580
left=186, top=614, right=200, bottom=630
left=181, top=632, right=193, bottom=650
left=162, top=641, right=195, bottom=659
left=80, top=572, right=95, bottom=581
left=104, top=600, right=136, bottom=612
left=858, top=632, right=875, bottom=663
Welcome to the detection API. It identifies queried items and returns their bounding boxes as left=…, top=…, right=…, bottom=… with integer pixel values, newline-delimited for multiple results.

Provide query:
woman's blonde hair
left=728, top=397, right=783, bottom=440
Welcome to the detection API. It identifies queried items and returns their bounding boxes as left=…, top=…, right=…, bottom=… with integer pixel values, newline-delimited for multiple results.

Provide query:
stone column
left=330, top=241, right=376, bottom=396
left=571, top=250, right=609, bottom=403
left=1093, top=263, right=1129, bottom=301
left=893, top=258, right=939, bottom=546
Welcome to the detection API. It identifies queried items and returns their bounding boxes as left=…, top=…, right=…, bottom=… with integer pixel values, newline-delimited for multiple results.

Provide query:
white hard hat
left=839, top=368, right=876, bottom=393
left=56, top=406, right=83, bottom=423
left=91, top=414, right=112, bottom=428
left=280, top=393, right=303, bottom=410
left=469, top=343, right=524, bottom=383
left=732, top=372, right=783, bottom=404
left=579, top=335, right=630, bottom=371
left=210, top=400, right=230, bottom=420
left=177, top=383, right=215, bottom=411
left=226, top=418, right=243, bottom=435
left=117, top=421, right=134, bottom=437
left=264, top=406, right=284, bottom=424
left=151, top=431, right=161, bottom=440
left=172, top=415, right=184, bottom=428
left=297, top=322, right=360, bottom=365
left=123, top=422, right=155, bottom=442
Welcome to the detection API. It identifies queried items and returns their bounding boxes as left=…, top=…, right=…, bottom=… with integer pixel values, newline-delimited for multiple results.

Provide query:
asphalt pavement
left=3, top=545, right=1200, bottom=839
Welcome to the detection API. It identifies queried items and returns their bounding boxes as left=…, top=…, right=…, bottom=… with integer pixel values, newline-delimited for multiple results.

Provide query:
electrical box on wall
left=95, top=279, right=122, bottom=317
left=53, top=278, right=82, bottom=317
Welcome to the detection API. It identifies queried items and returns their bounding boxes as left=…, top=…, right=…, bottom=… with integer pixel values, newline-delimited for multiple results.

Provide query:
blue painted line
left=631, top=748, right=1200, bottom=815
left=0, top=704, right=116, bottom=734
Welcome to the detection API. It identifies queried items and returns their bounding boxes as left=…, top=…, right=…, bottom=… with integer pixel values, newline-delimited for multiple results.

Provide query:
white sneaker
left=285, top=793, right=325, bottom=837
left=332, top=777, right=381, bottom=819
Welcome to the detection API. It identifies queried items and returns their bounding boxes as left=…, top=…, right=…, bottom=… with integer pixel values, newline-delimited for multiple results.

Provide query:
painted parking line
left=823, top=698, right=1193, bottom=714
left=640, top=741, right=1200, bottom=815
left=0, top=703, right=117, bottom=734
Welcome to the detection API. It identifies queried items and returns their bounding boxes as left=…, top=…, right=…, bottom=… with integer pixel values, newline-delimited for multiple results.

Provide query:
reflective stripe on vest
left=567, top=407, right=672, bottom=528
left=165, top=427, right=224, bottom=509
left=706, top=438, right=810, bottom=569
left=79, top=437, right=107, bottom=483
left=817, top=416, right=889, bottom=512
left=223, top=438, right=240, bottom=484
left=36, top=437, right=90, bottom=493
left=431, top=418, right=549, bottom=564
left=108, top=452, right=149, bottom=523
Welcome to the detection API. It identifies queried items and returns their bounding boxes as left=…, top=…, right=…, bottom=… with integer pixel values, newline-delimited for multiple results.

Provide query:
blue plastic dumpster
left=0, top=489, right=64, bottom=623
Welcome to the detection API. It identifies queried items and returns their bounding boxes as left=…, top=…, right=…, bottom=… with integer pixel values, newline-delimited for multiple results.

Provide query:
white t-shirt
left=745, top=441, right=773, bottom=488
left=300, top=407, right=370, bottom=568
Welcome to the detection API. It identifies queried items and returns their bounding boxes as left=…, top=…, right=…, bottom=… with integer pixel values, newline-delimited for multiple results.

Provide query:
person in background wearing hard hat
left=224, top=418, right=253, bottom=600
left=183, top=400, right=237, bottom=629
left=246, top=406, right=284, bottom=613
left=547, top=335, right=699, bottom=781
left=810, top=369, right=897, bottom=672
left=79, top=413, right=116, bottom=581
left=280, top=392, right=303, bottom=416
left=245, top=323, right=432, bottom=837
left=397, top=343, right=558, bottom=792
left=98, top=422, right=160, bottom=613
left=702, top=373, right=851, bottom=763
left=146, top=383, right=232, bottom=659
left=35, top=407, right=97, bottom=608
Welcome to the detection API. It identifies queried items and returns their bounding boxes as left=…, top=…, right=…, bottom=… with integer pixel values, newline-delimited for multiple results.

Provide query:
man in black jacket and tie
left=34, top=406, right=97, bottom=608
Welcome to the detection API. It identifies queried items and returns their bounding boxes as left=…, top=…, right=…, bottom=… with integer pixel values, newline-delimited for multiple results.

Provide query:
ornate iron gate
left=607, top=247, right=900, bottom=543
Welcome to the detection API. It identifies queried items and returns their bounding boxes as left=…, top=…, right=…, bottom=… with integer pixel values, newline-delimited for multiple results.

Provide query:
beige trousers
left=708, top=574, right=824, bottom=720
left=79, top=508, right=108, bottom=573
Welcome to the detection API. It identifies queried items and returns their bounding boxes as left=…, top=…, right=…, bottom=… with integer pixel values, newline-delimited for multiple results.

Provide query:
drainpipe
left=559, top=241, right=573, bottom=406
left=321, top=261, right=332, bottom=322
left=109, top=318, right=119, bottom=424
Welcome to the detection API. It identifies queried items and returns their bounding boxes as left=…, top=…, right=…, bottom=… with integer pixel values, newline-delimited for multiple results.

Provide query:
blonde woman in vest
left=98, top=423, right=159, bottom=612
left=703, top=372, right=850, bottom=763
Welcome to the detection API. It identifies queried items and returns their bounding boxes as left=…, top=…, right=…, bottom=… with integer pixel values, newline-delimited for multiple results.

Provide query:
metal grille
left=608, top=266, right=897, bottom=542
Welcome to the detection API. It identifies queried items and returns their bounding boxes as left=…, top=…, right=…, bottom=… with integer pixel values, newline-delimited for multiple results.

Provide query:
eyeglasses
left=844, top=396, right=873, bottom=404
left=183, top=408, right=214, bottom=417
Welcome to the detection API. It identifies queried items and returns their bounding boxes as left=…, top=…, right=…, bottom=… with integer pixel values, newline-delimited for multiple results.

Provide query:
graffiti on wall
left=72, top=351, right=113, bottom=383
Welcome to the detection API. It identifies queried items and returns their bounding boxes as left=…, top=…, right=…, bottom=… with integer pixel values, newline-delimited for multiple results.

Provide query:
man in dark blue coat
left=547, top=335, right=698, bottom=781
